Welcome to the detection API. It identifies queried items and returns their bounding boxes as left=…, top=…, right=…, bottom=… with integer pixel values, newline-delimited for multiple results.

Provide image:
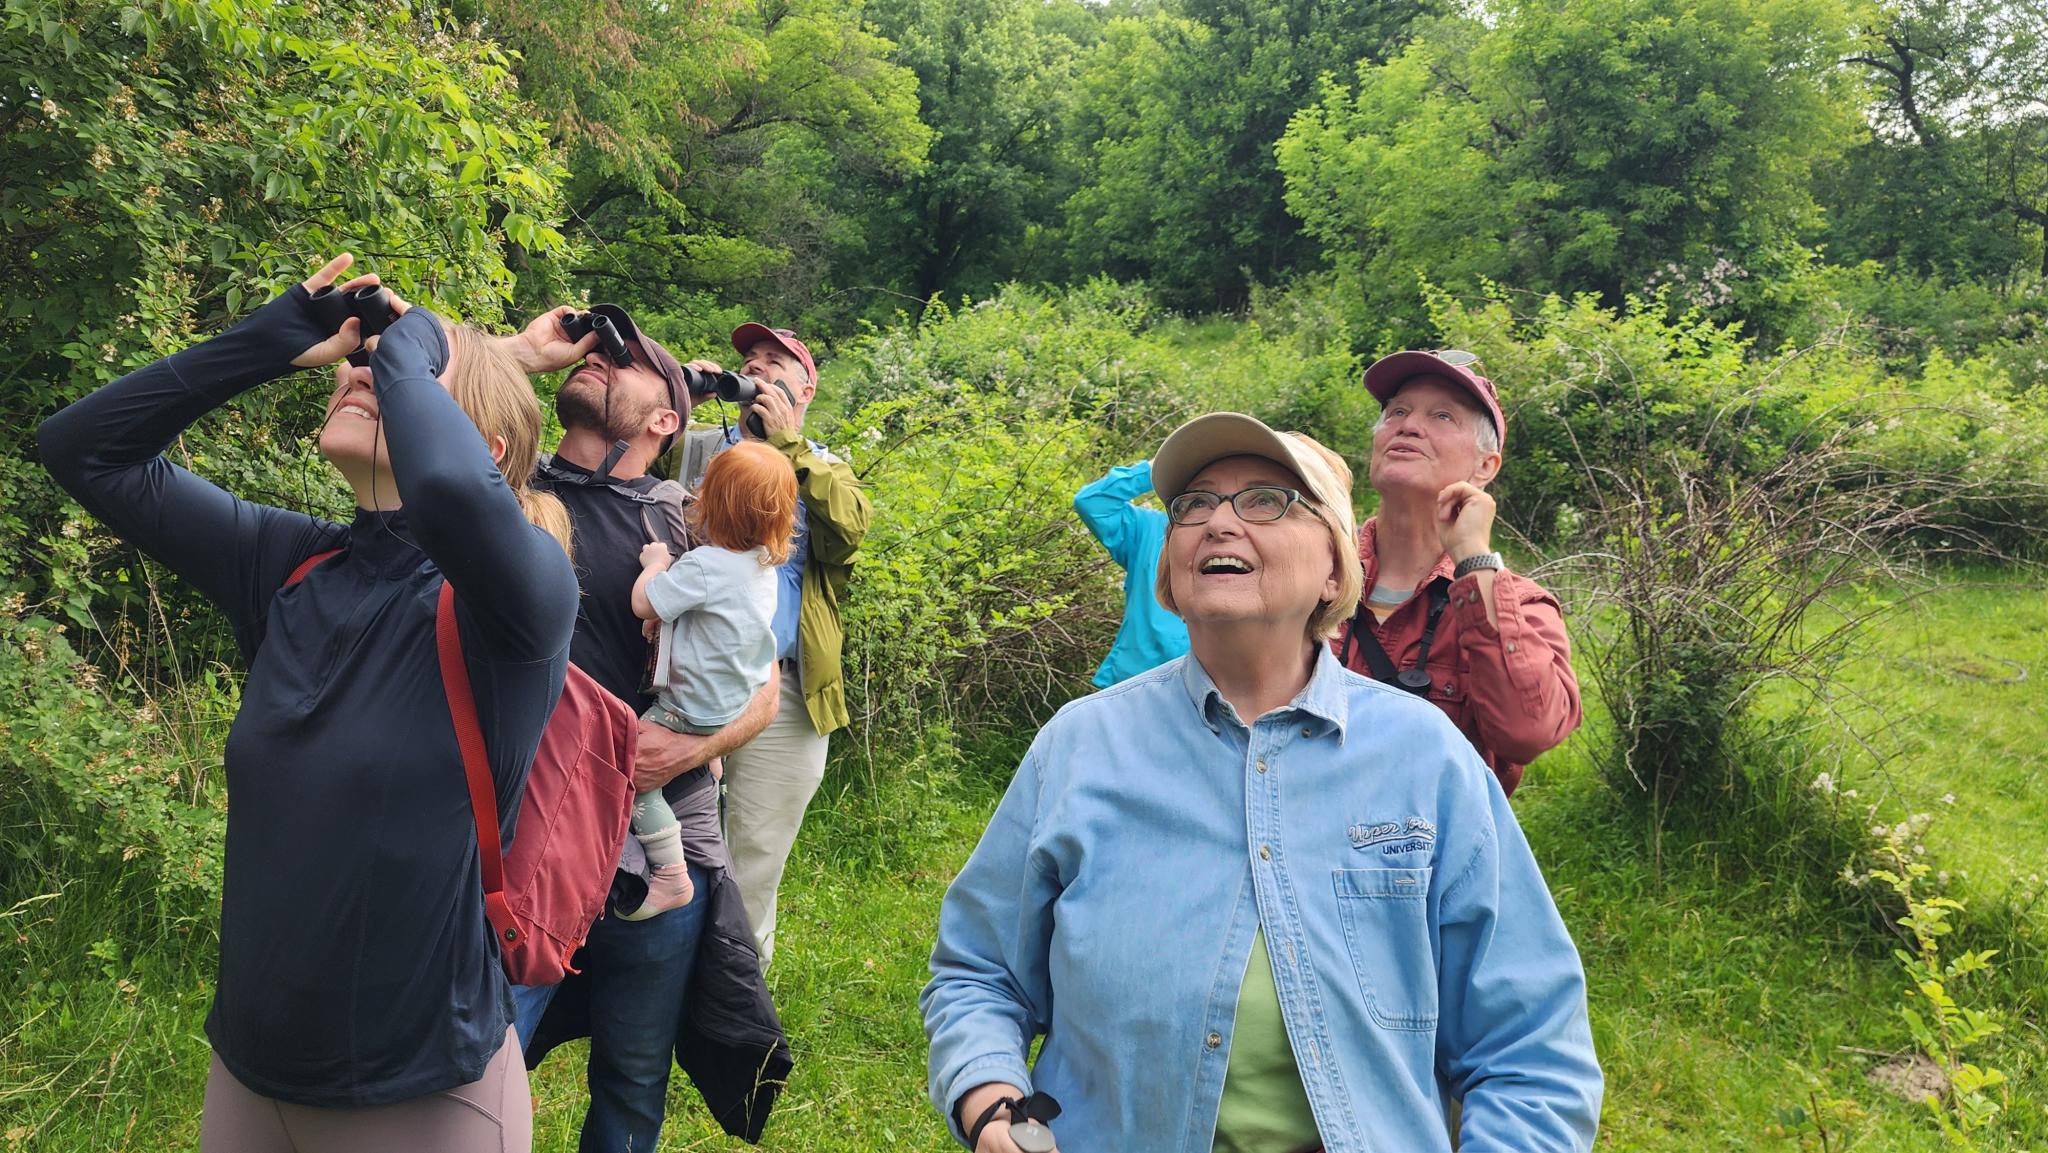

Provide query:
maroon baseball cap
left=730, top=322, right=817, bottom=385
left=587, top=303, right=693, bottom=451
left=1363, top=349, right=1505, bottom=450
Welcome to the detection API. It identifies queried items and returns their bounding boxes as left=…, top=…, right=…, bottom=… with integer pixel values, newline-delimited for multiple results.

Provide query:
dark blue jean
left=513, top=862, right=712, bottom=1153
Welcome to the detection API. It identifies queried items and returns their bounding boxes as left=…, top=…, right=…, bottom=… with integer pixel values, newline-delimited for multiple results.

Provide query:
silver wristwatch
left=1452, top=551, right=1504, bottom=580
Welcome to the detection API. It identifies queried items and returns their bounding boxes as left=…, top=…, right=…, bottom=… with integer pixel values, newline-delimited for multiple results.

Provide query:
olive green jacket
left=665, top=425, right=871, bottom=735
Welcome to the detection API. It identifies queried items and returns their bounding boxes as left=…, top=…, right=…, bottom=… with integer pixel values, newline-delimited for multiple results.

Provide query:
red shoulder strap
left=434, top=581, right=523, bottom=955
left=283, top=549, right=343, bottom=588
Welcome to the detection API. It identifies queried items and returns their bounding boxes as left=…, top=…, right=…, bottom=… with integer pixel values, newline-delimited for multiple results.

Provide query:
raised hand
left=291, top=254, right=380, bottom=368
left=1434, top=480, right=1497, bottom=563
left=503, top=306, right=598, bottom=375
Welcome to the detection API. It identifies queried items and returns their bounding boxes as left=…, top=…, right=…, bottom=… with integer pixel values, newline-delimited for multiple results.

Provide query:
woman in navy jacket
left=38, top=255, right=578, bottom=1152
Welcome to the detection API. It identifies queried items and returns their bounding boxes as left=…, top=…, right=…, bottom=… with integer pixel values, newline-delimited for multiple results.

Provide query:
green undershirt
left=1213, top=929, right=1323, bottom=1153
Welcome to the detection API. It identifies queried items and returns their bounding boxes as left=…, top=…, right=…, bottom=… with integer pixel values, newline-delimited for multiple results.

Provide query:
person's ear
left=1472, top=450, right=1502, bottom=488
left=649, top=406, right=682, bottom=439
left=489, top=434, right=508, bottom=465
left=795, top=375, right=818, bottom=405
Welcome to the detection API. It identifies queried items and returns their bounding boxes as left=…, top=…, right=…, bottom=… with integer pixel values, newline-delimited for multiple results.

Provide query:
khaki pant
left=201, top=1025, right=528, bottom=1153
left=722, top=667, right=830, bottom=967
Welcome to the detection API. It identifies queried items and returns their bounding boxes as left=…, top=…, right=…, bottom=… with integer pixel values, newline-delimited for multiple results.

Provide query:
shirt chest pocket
left=1332, top=867, right=1438, bottom=1031
left=1422, top=647, right=1466, bottom=709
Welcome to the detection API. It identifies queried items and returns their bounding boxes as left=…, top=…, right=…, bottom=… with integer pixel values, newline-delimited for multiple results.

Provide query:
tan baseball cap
left=1151, top=412, right=1351, bottom=516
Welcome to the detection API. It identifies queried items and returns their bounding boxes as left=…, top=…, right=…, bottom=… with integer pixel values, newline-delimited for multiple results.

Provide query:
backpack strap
left=432, top=581, right=523, bottom=956
left=283, top=549, right=343, bottom=587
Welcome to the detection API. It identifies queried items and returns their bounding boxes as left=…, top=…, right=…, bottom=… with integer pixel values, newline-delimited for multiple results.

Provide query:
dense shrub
left=1429, top=285, right=2048, bottom=559
left=0, top=610, right=226, bottom=922
left=1429, top=286, right=1812, bottom=546
left=838, top=279, right=1179, bottom=443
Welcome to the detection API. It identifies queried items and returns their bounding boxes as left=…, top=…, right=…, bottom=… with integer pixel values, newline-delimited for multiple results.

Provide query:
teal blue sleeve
left=1073, top=459, right=1157, bottom=569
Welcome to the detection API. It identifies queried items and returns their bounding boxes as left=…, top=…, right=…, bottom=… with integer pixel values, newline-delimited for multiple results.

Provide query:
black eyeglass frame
left=1166, top=485, right=1328, bottom=527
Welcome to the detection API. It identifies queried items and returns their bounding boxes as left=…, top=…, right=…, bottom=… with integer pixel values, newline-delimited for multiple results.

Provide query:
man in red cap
left=1335, top=350, right=1581, bottom=796
left=674, top=322, right=871, bottom=967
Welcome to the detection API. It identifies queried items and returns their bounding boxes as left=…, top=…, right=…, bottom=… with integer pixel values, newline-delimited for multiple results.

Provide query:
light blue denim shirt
left=922, top=647, right=1601, bottom=1153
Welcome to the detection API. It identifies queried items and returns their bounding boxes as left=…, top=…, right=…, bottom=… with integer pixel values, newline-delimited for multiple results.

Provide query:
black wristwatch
left=1452, top=551, right=1504, bottom=580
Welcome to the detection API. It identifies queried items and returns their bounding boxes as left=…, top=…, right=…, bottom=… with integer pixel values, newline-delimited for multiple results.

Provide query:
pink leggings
left=200, top=1026, right=530, bottom=1153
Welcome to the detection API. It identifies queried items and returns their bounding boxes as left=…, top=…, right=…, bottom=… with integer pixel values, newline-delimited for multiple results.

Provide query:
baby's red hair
left=690, top=440, right=798, bottom=565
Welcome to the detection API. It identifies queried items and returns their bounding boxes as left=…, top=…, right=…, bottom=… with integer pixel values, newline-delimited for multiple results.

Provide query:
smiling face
left=316, top=362, right=390, bottom=486
left=316, top=328, right=523, bottom=510
left=1367, top=375, right=1502, bottom=497
left=1163, top=455, right=1341, bottom=641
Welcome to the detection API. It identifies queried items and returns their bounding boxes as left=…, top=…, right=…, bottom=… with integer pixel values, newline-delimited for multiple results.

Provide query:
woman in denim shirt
left=923, top=414, right=1601, bottom=1153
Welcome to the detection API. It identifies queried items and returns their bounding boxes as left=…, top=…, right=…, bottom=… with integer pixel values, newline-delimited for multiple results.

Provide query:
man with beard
left=495, top=304, right=782, bottom=1152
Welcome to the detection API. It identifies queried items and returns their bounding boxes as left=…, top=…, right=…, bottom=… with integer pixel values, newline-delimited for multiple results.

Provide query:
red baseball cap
left=730, top=323, right=816, bottom=385
left=1363, top=350, right=1505, bottom=451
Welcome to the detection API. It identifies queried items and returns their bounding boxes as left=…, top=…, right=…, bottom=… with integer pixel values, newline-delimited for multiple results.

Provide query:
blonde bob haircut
left=1153, top=429, right=1364, bottom=643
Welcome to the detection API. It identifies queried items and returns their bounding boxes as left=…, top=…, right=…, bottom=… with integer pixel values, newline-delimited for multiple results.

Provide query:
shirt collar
left=1179, top=645, right=1351, bottom=742
left=1358, top=516, right=1456, bottom=592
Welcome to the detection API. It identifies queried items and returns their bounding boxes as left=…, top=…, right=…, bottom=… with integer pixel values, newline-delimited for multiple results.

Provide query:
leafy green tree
left=3, top=0, right=571, bottom=623
left=479, top=0, right=931, bottom=331
left=1278, top=0, right=1860, bottom=342
left=859, top=0, right=1093, bottom=302
left=1062, top=0, right=1435, bottom=311
left=1824, top=0, right=2035, bottom=279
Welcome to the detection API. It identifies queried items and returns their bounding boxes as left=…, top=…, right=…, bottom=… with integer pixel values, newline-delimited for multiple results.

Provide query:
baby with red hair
left=628, top=439, right=798, bottom=918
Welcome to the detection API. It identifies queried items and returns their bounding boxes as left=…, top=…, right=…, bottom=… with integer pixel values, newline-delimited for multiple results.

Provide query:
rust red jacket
left=1331, top=518, right=1582, bottom=796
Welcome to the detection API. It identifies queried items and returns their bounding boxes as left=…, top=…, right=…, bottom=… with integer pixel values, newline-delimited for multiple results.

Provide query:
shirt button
left=1259, top=844, right=1272, bottom=861
left=1300, top=725, right=1312, bottom=737
left=1256, top=759, right=1268, bottom=774
left=1206, top=1031, right=1223, bottom=1049
left=1506, top=642, right=1518, bottom=653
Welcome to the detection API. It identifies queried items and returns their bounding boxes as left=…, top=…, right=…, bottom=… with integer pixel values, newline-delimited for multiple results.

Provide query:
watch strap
left=1452, top=551, right=1504, bottom=580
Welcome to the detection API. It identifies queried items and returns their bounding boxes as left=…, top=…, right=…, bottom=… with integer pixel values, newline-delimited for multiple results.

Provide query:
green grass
left=5, top=576, right=2045, bottom=1151
left=1834, top=571, right=2048, bottom=892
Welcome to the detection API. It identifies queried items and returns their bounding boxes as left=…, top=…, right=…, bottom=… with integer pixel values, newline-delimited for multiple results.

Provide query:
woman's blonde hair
left=446, top=326, right=573, bottom=561
left=1153, top=431, right=1363, bottom=643
left=689, top=440, right=798, bottom=565
left=1289, top=433, right=1364, bottom=642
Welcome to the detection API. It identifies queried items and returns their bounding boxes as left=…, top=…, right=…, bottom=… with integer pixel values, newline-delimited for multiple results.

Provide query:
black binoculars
left=682, top=366, right=796, bottom=438
left=558, top=311, right=635, bottom=368
left=306, top=284, right=398, bottom=366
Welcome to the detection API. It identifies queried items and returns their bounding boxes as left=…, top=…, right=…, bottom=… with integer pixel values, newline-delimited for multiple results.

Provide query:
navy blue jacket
left=37, top=289, right=578, bottom=1107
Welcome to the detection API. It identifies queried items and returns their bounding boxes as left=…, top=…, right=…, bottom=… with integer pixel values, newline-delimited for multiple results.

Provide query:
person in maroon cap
left=674, top=322, right=871, bottom=967
left=1334, top=350, right=1581, bottom=796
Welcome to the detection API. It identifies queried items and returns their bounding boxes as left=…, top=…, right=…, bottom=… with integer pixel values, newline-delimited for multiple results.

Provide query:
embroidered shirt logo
left=1348, top=817, right=1437, bottom=854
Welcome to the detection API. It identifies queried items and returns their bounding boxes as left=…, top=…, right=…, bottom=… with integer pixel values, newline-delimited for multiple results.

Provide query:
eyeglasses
left=1432, top=349, right=1481, bottom=368
left=1167, top=486, right=1320, bottom=526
